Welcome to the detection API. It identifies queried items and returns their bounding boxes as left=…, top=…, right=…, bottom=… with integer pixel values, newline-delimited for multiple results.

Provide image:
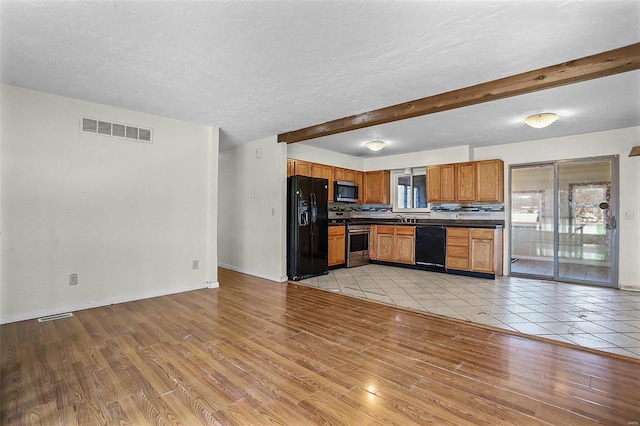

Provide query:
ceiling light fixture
left=524, top=113, right=559, bottom=129
left=365, top=140, right=386, bottom=151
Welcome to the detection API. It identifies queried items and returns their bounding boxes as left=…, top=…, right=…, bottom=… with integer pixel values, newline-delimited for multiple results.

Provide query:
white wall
left=0, top=85, right=219, bottom=323
left=218, top=136, right=288, bottom=281
left=476, top=126, right=640, bottom=290
left=288, top=143, right=364, bottom=170
left=364, top=145, right=471, bottom=171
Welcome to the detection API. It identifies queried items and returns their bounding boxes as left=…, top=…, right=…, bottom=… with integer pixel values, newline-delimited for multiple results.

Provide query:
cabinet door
left=470, top=238, right=494, bottom=272
left=344, top=169, right=356, bottom=182
left=441, top=164, right=456, bottom=202
left=328, top=227, right=346, bottom=267
left=470, top=228, right=503, bottom=275
left=376, top=234, right=395, bottom=261
left=295, top=160, right=313, bottom=177
left=312, top=163, right=334, bottom=201
left=456, top=162, right=477, bottom=202
left=355, top=171, right=364, bottom=203
left=287, top=159, right=295, bottom=177
left=333, top=167, right=346, bottom=181
left=426, top=166, right=441, bottom=202
left=476, top=159, right=504, bottom=202
left=395, top=234, right=415, bottom=264
left=364, top=171, right=390, bottom=204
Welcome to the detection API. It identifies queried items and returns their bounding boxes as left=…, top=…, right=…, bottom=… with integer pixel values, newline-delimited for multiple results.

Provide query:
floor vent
left=37, top=312, right=73, bottom=322
left=81, top=117, right=152, bottom=143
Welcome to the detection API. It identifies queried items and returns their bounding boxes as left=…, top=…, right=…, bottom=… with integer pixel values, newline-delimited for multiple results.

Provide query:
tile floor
left=298, top=264, right=640, bottom=359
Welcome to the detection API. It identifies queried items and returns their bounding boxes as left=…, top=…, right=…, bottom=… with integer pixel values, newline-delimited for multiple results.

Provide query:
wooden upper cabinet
left=364, top=170, right=390, bottom=204
left=286, top=159, right=295, bottom=177
left=428, top=159, right=503, bottom=203
left=456, top=162, right=477, bottom=202
left=476, top=159, right=504, bottom=202
left=293, top=160, right=312, bottom=177
left=427, top=164, right=456, bottom=203
left=354, top=171, right=364, bottom=203
left=344, top=169, right=356, bottom=182
left=333, top=167, right=346, bottom=181
left=312, top=163, right=334, bottom=201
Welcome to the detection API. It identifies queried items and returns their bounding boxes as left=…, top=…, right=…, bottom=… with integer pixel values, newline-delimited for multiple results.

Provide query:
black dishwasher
left=415, top=226, right=446, bottom=271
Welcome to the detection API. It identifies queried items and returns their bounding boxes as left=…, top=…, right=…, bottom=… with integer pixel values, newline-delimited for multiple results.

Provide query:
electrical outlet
left=69, top=274, right=78, bottom=285
left=192, top=260, right=199, bottom=270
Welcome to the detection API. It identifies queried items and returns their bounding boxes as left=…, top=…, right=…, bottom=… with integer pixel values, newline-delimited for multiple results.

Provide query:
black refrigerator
left=287, top=175, right=329, bottom=280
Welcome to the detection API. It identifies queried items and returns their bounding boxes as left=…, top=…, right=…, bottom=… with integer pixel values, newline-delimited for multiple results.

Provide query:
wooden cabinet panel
left=471, top=229, right=495, bottom=239
left=395, top=234, right=415, bottom=264
left=456, top=162, right=477, bottom=202
left=333, top=167, right=346, bottom=181
left=427, top=159, right=503, bottom=203
left=446, top=227, right=503, bottom=276
left=344, top=169, right=356, bottom=182
left=371, top=225, right=415, bottom=264
left=441, top=164, right=456, bottom=201
left=470, top=238, right=494, bottom=272
left=364, top=170, right=390, bottom=204
left=311, top=163, right=334, bottom=202
left=446, top=227, right=470, bottom=271
left=376, top=225, right=395, bottom=235
left=447, top=228, right=469, bottom=239
left=427, top=164, right=456, bottom=202
left=354, top=171, right=364, bottom=203
left=294, top=160, right=313, bottom=177
left=287, top=159, right=295, bottom=177
left=476, top=159, right=504, bottom=202
left=376, top=233, right=395, bottom=261
left=328, top=226, right=346, bottom=267
left=426, top=166, right=441, bottom=202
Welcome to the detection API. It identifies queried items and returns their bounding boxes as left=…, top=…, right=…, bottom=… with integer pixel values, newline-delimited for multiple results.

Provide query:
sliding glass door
left=510, top=157, right=618, bottom=287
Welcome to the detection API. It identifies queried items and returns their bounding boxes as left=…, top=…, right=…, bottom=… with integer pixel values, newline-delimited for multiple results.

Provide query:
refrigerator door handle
left=310, top=192, right=317, bottom=231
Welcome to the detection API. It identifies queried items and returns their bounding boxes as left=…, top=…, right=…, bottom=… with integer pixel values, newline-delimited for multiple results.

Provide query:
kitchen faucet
left=395, top=214, right=406, bottom=223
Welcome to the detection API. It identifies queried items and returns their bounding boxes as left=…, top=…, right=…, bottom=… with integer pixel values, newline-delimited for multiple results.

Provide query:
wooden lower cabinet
left=371, top=225, right=415, bottom=264
left=446, top=228, right=470, bottom=270
left=328, top=226, right=346, bottom=267
left=446, top=227, right=503, bottom=276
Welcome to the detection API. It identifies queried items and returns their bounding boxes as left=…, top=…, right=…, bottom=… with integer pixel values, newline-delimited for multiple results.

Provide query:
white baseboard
left=0, top=282, right=212, bottom=325
left=218, top=263, right=287, bottom=283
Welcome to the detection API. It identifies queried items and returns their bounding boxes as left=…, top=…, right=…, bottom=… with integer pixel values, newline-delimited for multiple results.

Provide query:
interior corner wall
left=0, top=85, right=219, bottom=323
left=217, top=136, right=287, bottom=282
left=474, top=126, right=640, bottom=290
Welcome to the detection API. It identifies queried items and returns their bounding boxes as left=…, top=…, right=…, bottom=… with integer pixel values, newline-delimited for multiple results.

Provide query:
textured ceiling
left=2, top=1, right=639, bottom=155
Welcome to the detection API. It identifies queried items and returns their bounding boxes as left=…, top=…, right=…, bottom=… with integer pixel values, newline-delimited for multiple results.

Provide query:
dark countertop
left=346, top=218, right=504, bottom=229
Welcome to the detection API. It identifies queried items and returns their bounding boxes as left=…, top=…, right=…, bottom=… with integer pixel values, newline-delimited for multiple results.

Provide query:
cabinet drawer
left=376, top=225, right=395, bottom=234
left=447, top=237, right=469, bottom=247
left=447, top=245, right=469, bottom=258
left=447, top=228, right=469, bottom=238
left=471, top=229, right=494, bottom=240
left=328, top=226, right=345, bottom=236
left=447, top=257, right=470, bottom=270
left=395, top=226, right=415, bottom=235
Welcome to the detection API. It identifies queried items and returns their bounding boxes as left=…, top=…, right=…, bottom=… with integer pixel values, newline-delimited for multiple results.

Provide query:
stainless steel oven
left=347, top=224, right=370, bottom=267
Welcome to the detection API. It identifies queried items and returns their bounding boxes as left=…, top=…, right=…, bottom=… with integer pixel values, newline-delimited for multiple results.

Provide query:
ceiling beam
left=278, top=43, right=640, bottom=144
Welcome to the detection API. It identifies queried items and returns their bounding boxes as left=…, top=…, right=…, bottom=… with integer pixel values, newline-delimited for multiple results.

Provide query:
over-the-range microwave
left=334, top=181, right=359, bottom=203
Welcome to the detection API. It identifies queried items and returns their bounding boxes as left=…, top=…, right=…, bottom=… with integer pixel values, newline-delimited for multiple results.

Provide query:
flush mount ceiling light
left=524, top=113, right=559, bottom=129
left=365, top=140, right=386, bottom=151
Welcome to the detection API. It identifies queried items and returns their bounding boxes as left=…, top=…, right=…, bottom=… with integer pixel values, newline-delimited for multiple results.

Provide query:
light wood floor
left=2, top=268, right=639, bottom=425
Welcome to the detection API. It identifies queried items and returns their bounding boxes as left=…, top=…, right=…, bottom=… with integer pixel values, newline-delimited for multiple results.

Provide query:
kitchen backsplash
left=329, top=202, right=505, bottom=221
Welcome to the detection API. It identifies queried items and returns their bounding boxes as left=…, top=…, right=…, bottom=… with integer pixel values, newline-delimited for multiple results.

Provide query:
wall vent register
left=81, top=117, right=152, bottom=143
